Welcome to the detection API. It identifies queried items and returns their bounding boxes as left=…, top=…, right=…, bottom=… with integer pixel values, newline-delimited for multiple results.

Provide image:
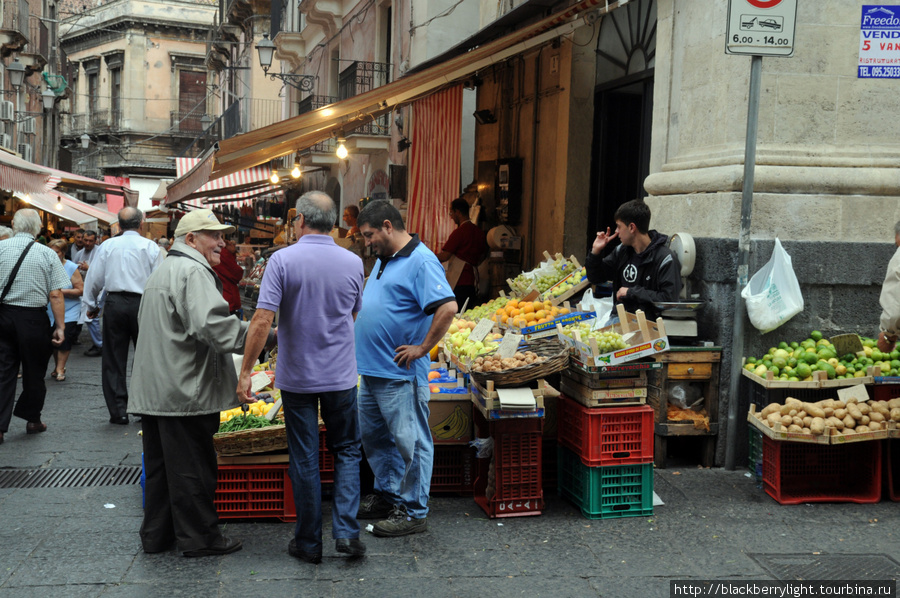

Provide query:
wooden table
left=647, top=348, right=721, bottom=468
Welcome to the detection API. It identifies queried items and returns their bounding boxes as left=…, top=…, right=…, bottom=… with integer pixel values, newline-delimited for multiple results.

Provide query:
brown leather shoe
left=26, top=422, right=47, bottom=434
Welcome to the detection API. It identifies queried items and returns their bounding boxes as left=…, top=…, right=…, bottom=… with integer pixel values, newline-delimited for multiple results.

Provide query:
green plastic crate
left=557, top=445, right=653, bottom=519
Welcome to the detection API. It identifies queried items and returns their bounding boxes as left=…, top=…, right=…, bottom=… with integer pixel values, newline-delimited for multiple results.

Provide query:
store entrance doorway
left=588, top=74, right=653, bottom=246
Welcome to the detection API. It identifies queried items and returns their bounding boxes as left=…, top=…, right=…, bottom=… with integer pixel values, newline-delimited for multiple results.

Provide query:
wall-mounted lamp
left=7, top=58, right=25, bottom=91
left=473, top=109, right=497, bottom=125
left=41, top=88, right=56, bottom=111
left=398, top=137, right=411, bottom=152
left=336, top=138, right=349, bottom=160
left=255, top=33, right=316, bottom=92
left=80, top=133, right=91, bottom=149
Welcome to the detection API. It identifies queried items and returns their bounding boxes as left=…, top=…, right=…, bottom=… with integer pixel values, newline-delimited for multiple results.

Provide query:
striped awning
left=0, top=150, right=56, bottom=195
left=15, top=192, right=96, bottom=225
left=53, top=190, right=117, bottom=225
left=174, top=157, right=278, bottom=206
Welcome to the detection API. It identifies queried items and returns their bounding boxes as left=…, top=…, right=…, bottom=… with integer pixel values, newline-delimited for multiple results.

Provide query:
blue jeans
left=281, top=387, right=361, bottom=553
left=358, top=375, right=433, bottom=519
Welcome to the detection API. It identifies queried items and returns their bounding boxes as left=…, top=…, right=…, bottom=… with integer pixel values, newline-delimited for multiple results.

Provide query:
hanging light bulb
left=21, top=194, right=30, bottom=203
left=270, top=170, right=280, bottom=184
left=56, top=201, right=63, bottom=210
left=291, top=162, right=302, bottom=179
left=336, top=139, right=349, bottom=160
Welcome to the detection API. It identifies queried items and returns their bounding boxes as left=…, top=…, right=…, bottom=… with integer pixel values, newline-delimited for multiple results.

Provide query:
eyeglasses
left=291, top=214, right=301, bottom=224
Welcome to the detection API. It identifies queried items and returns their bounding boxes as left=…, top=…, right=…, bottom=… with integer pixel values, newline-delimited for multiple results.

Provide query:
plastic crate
left=557, top=395, right=654, bottom=467
left=744, top=375, right=842, bottom=408
left=318, top=430, right=334, bottom=484
left=473, top=411, right=544, bottom=517
left=885, top=439, right=900, bottom=502
left=761, top=436, right=882, bottom=505
left=557, top=445, right=653, bottom=519
left=870, top=384, right=900, bottom=403
left=748, top=427, right=763, bottom=484
left=431, top=444, right=475, bottom=494
left=215, top=464, right=296, bottom=521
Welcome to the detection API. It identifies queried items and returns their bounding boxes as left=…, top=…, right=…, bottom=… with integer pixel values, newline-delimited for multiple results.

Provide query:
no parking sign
left=726, top=0, right=798, bottom=57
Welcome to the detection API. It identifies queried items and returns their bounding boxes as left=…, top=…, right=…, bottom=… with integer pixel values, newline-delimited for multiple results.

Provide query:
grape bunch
left=560, top=322, right=628, bottom=353
left=510, top=259, right=574, bottom=294
left=463, top=297, right=509, bottom=321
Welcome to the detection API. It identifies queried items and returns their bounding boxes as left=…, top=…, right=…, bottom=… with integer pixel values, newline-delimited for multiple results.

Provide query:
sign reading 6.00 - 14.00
left=725, top=0, right=798, bottom=57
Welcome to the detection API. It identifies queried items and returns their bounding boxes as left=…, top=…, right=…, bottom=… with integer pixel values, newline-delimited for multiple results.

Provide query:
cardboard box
left=469, top=378, right=546, bottom=420
left=429, top=397, right=473, bottom=444
left=507, top=310, right=596, bottom=340
left=560, top=307, right=670, bottom=367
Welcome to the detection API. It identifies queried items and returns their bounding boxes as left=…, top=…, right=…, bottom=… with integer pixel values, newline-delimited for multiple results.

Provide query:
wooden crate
left=559, top=377, right=647, bottom=408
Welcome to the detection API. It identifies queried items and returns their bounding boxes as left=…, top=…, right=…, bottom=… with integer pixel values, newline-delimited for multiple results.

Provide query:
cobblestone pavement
left=1, top=344, right=899, bottom=597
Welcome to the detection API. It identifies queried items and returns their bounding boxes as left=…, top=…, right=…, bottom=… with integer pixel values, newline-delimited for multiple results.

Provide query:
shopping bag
left=741, top=238, right=804, bottom=333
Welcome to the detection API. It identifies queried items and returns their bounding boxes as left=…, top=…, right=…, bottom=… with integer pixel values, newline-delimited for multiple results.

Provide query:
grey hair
left=118, top=207, right=143, bottom=230
left=0, top=225, right=12, bottom=240
left=12, top=208, right=42, bottom=236
left=158, top=238, right=170, bottom=247
left=295, top=191, right=337, bottom=233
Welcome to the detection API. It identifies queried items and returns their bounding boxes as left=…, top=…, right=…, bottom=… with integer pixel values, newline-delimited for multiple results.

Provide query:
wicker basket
left=214, top=423, right=288, bottom=456
left=469, top=338, right=569, bottom=388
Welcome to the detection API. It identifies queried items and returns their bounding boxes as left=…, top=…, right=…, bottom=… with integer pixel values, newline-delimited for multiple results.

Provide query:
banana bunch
left=430, top=405, right=471, bottom=440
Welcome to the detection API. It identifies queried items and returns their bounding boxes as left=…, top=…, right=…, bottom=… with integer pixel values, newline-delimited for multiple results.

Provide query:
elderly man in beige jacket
left=130, top=209, right=271, bottom=558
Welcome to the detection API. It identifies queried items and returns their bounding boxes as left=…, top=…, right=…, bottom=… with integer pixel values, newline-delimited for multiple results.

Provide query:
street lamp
left=7, top=58, right=25, bottom=90
left=255, top=34, right=316, bottom=92
left=41, top=88, right=55, bottom=111
left=200, top=114, right=213, bottom=131
left=80, top=133, right=90, bottom=149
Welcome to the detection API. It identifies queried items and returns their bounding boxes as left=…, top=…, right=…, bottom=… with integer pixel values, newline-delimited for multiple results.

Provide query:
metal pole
left=724, top=54, right=762, bottom=470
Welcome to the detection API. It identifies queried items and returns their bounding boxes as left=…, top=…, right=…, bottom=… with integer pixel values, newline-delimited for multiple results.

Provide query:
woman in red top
left=213, top=238, right=244, bottom=317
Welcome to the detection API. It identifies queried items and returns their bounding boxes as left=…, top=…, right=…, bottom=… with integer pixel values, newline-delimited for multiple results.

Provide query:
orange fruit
left=558, top=307, right=570, bottom=315
left=507, top=299, right=519, bottom=309
left=535, top=309, right=547, bottom=320
left=521, top=303, right=535, bottom=314
left=537, top=318, right=548, bottom=324
left=495, top=308, right=505, bottom=316
left=524, top=312, right=536, bottom=323
left=428, top=371, right=440, bottom=381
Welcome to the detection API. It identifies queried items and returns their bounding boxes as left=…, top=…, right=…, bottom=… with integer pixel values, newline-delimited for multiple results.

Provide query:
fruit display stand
left=558, top=306, right=671, bottom=367
left=646, top=347, right=721, bottom=469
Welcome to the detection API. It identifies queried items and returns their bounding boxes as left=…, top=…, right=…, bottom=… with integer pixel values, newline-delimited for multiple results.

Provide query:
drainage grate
left=0, top=466, right=141, bottom=489
left=749, top=553, right=900, bottom=581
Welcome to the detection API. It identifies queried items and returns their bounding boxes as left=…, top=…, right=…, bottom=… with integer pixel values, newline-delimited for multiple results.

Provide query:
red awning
left=0, top=150, right=56, bottom=195
left=173, top=156, right=278, bottom=207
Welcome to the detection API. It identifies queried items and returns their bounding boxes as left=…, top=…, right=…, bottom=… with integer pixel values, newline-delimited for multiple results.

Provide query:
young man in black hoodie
left=585, top=199, right=681, bottom=322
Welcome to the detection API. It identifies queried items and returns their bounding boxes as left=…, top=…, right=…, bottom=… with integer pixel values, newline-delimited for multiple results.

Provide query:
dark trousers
left=102, top=293, right=141, bottom=419
left=140, top=413, right=222, bottom=554
left=0, top=305, right=53, bottom=433
left=282, top=387, right=361, bottom=553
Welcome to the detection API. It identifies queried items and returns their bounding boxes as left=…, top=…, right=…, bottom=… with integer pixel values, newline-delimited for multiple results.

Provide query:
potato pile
left=471, top=351, right=547, bottom=373
left=753, top=396, right=900, bottom=436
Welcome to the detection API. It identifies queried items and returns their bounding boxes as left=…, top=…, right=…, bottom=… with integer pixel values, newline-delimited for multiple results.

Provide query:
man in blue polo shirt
left=354, top=200, right=457, bottom=537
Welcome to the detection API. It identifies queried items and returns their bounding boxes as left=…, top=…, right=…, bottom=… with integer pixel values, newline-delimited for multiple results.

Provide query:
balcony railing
left=338, top=61, right=391, bottom=101
left=170, top=110, right=205, bottom=132
left=297, top=95, right=338, bottom=153
left=25, top=15, right=48, bottom=60
left=1, top=0, right=29, bottom=35
left=248, top=98, right=284, bottom=131
left=337, top=62, right=391, bottom=136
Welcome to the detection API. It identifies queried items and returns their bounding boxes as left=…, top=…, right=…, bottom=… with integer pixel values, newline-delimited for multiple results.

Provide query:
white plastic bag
left=741, top=238, right=804, bottom=333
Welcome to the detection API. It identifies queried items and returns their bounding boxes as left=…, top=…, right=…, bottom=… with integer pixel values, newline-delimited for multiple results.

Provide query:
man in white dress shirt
left=83, top=208, right=164, bottom=424
left=73, top=230, right=103, bottom=356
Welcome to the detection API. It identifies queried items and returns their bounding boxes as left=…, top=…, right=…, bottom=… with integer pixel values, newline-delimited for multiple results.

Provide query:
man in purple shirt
left=238, top=191, right=365, bottom=564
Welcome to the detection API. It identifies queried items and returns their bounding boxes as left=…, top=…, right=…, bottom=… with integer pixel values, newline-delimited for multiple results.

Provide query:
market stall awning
left=53, top=190, right=118, bottom=225
left=172, top=158, right=279, bottom=207
left=42, top=165, right=132, bottom=197
left=0, top=150, right=57, bottom=195
left=16, top=192, right=96, bottom=225
left=165, top=0, right=628, bottom=205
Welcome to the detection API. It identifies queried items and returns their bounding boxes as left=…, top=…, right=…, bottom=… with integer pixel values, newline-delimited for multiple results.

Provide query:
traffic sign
left=726, top=0, right=798, bottom=57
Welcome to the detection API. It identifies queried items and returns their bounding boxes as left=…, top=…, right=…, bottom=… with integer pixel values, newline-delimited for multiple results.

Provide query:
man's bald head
left=118, top=207, right=144, bottom=231
left=295, top=191, right=337, bottom=233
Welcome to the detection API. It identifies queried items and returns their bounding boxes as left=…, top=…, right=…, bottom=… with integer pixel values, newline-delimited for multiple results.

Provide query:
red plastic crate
left=761, top=436, right=882, bottom=505
left=542, top=438, right=558, bottom=491
left=885, top=439, right=900, bottom=502
left=215, top=464, right=296, bottom=521
left=472, top=411, right=544, bottom=517
left=431, top=444, right=476, bottom=494
left=318, top=429, right=334, bottom=484
left=557, top=395, right=654, bottom=467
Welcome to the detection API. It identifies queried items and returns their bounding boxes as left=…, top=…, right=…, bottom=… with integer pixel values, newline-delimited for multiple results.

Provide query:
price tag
left=469, top=318, right=494, bottom=343
left=250, top=371, right=272, bottom=393
left=496, top=333, right=523, bottom=359
left=837, top=384, right=869, bottom=404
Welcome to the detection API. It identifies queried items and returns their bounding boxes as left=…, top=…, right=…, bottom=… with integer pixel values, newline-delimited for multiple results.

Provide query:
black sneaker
left=83, top=346, right=102, bottom=357
left=357, top=493, right=394, bottom=520
left=372, top=506, right=427, bottom=537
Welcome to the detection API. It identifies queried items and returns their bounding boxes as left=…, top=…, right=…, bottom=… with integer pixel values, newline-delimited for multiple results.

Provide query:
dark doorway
left=588, top=74, right=653, bottom=247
